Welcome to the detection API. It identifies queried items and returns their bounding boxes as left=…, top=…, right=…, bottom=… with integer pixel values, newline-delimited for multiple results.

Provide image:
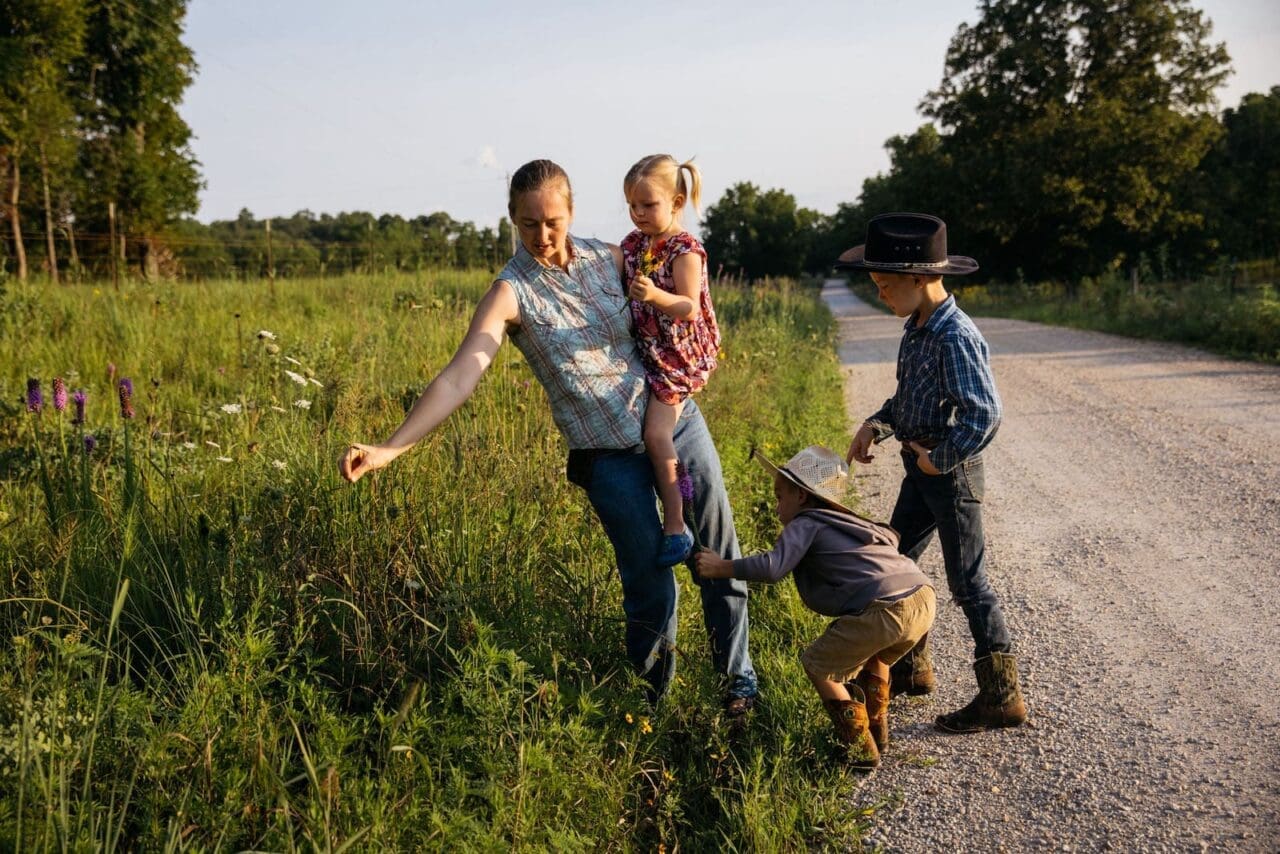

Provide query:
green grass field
left=1, top=272, right=879, bottom=851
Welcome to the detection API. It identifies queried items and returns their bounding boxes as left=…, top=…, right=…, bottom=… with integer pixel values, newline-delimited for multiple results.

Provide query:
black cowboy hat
left=834, top=212, right=978, bottom=276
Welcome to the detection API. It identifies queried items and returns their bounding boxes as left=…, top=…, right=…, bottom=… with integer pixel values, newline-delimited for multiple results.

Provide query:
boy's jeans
left=571, top=399, right=758, bottom=702
left=890, top=450, right=1011, bottom=659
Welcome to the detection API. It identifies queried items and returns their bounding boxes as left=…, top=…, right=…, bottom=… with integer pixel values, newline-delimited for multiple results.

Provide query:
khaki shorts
left=800, top=586, right=937, bottom=682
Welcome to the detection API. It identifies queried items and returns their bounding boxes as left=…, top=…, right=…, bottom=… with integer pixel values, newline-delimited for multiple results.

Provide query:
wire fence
left=2, top=224, right=515, bottom=281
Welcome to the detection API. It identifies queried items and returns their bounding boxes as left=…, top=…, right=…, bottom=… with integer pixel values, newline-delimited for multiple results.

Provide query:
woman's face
left=513, top=182, right=572, bottom=262
left=627, top=178, right=683, bottom=238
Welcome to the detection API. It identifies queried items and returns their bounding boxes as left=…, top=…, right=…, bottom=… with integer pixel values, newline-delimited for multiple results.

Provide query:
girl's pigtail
left=679, top=159, right=702, bottom=214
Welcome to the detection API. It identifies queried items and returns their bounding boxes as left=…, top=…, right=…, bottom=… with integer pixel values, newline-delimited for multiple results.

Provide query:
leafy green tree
left=1199, top=87, right=1280, bottom=260
left=807, top=126, right=961, bottom=274
left=76, top=0, right=201, bottom=278
left=921, top=0, right=1231, bottom=281
left=0, top=0, right=86, bottom=281
left=702, top=182, right=819, bottom=280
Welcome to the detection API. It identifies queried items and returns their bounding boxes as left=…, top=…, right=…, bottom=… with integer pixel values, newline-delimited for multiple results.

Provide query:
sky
left=181, top=0, right=1280, bottom=241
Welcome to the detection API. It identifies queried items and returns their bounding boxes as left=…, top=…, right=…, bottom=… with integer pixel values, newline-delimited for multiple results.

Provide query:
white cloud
left=477, top=144, right=500, bottom=171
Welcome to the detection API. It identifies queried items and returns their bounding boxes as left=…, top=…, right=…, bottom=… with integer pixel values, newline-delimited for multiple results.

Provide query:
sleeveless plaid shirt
left=501, top=236, right=648, bottom=450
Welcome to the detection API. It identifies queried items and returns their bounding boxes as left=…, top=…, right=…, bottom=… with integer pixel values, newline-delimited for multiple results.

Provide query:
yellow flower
left=636, top=238, right=665, bottom=277
left=639, top=717, right=653, bottom=735
left=638, top=250, right=659, bottom=276
left=625, top=712, right=634, bottom=725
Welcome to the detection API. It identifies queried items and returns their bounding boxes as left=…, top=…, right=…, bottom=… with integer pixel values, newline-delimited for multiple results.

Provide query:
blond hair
left=623, top=154, right=702, bottom=217
left=508, top=159, right=573, bottom=219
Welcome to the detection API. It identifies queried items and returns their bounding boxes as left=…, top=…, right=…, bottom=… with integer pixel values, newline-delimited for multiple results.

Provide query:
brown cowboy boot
left=824, top=686, right=880, bottom=770
left=855, top=671, right=891, bottom=752
left=935, top=652, right=1027, bottom=733
left=889, top=633, right=936, bottom=697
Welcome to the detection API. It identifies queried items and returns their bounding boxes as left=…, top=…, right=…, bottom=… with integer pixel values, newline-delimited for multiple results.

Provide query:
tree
left=1198, top=87, right=1280, bottom=260
left=702, top=182, right=818, bottom=280
left=76, top=0, right=201, bottom=279
left=921, top=0, right=1231, bottom=281
left=0, top=0, right=85, bottom=281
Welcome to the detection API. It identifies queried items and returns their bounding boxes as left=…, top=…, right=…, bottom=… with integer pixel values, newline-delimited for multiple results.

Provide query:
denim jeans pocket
left=959, top=457, right=986, bottom=502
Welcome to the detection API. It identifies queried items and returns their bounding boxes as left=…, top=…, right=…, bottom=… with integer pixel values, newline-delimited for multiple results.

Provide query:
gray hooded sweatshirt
left=732, top=508, right=931, bottom=617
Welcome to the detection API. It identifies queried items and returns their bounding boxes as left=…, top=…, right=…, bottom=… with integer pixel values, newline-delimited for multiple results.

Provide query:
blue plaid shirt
left=866, top=296, right=1001, bottom=473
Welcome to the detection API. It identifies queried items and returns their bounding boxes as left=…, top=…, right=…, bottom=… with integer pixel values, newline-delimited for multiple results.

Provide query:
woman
left=339, top=159, right=758, bottom=714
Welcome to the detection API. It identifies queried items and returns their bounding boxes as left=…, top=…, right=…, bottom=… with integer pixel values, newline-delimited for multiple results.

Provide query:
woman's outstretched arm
left=339, top=280, right=520, bottom=482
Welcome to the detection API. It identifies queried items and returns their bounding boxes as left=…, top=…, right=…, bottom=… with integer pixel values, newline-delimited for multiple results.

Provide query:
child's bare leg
left=806, top=667, right=852, bottom=703
left=864, top=655, right=890, bottom=684
left=644, top=392, right=686, bottom=536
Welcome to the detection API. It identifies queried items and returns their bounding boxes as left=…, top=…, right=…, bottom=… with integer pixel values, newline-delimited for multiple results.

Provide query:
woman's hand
left=628, top=274, right=657, bottom=304
left=906, top=441, right=941, bottom=475
left=339, top=443, right=396, bottom=483
left=692, top=548, right=733, bottom=579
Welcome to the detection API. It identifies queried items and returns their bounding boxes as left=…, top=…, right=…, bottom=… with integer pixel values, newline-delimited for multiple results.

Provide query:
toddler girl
left=621, top=154, right=721, bottom=567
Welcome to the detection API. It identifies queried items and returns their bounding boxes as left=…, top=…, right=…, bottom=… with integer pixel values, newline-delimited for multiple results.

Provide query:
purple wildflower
left=118, top=378, right=135, bottom=420
left=52, top=377, right=68, bottom=412
left=26, top=379, right=43, bottom=413
left=72, top=390, right=87, bottom=426
left=676, top=461, right=695, bottom=503
left=83, top=434, right=98, bottom=454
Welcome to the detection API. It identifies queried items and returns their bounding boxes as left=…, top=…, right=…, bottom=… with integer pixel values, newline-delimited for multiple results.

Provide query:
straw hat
left=752, top=445, right=860, bottom=517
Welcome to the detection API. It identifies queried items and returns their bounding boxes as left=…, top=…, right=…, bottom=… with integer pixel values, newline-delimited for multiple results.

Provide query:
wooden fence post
left=266, top=218, right=276, bottom=296
left=108, top=201, right=119, bottom=291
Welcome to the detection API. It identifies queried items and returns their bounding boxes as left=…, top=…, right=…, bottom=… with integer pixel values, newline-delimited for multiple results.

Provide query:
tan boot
left=889, top=633, right=936, bottom=697
left=855, top=671, right=891, bottom=752
left=935, top=652, right=1027, bottom=733
left=824, top=686, right=880, bottom=770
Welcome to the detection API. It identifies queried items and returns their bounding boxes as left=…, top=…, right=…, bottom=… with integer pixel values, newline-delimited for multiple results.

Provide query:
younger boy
left=693, top=445, right=935, bottom=768
left=837, top=212, right=1026, bottom=732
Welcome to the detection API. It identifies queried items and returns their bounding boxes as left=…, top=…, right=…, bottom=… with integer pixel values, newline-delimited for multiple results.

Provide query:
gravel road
left=822, top=281, right=1280, bottom=852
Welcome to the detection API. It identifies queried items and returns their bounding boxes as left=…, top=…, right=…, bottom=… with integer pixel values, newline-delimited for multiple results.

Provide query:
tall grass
left=1, top=272, right=874, bottom=850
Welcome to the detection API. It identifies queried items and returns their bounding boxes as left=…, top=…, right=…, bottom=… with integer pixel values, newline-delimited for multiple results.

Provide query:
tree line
left=2, top=0, right=201, bottom=282
left=0, top=1, right=520, bottom=281
left=703, top=0, right=1279, bottom=285
left=4, top=0, right=1275, bottom=285
left=165, top=209, right=515, bottom=279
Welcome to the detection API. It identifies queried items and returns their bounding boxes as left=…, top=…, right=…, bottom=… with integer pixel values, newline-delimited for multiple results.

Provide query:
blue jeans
left=571, top=399, right=758, bottom=702
left=890, top=450, right=1011, bottom=659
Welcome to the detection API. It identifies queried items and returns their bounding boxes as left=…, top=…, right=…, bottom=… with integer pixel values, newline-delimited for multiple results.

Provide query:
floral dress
left=621, top=229, right=721, bottom=406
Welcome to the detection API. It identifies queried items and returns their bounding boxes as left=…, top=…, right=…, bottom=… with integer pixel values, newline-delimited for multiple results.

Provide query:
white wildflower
left=257, top=330, right=276, bottom=340
left=284, top=370, right=308, bottom=386
left=271, top=459, right=287, bottom=471
left=221, top=403, right=242, bottom=414
left=182, top=442, right=197, bottom=450
left=294, top=399, right=312, bottom=409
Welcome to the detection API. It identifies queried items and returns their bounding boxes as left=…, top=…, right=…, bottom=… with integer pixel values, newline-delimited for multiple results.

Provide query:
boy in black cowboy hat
left=693, top=446, right=936, bottom=768
left=836, top=212, right=1026, bottom=733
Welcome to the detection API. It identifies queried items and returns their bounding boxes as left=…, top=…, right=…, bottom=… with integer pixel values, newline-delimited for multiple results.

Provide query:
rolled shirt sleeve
left=865, top=396, right=897, bottom=443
